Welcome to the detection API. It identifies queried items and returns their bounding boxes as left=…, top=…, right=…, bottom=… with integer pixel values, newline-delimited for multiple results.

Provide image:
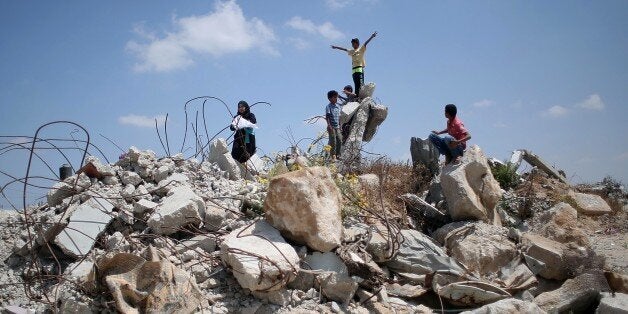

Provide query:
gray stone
left=438, top=222, right=518, bottom=276
left=119, top=170, right=142, bottom=186
left=147, top=185, right=205, bottom=235
left=208, top=138, right=242, bottom=180
left=461, top=298, right=546, bottom=314
left=59, top=299, right=91, bottom=313
left=54, top=197, right=114, bottom=257
left=204, top=202, right=227, bottom=231
left=521, top=233, right=569, bottom=280
left=305, top=252, right=358, bottom=304
left=534, top=270, right=611, bottom=313
left=385, top=229, right=466, bottom=284
left=264, top=167, right=343, bottom=252
left=220, top=220, right=299, bottom=291
left=358, top=82, right=376, bottom=99
left=175, top=235, right=217, bottom=254
left=155, top=173, right=189, bottom=194
left=341, top=98, right=372, bottom=167
left=363, top=103, right=388, bottom=142
left=596, top=292, right=628, bottom=314
left=133, top=199, right=158, bottom=214
left=410, top=136, right=440, bottom=176
left=441, top=145, right=502, bottom=225
left=569, top=191, right=612, bottom=216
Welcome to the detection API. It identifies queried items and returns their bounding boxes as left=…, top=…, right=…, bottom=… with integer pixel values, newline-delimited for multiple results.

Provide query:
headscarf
left=237, top=100, right=253, bottom=120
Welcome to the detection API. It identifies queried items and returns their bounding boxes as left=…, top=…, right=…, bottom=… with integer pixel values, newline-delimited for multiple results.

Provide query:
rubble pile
left=0, top=120, right=627, bottom=313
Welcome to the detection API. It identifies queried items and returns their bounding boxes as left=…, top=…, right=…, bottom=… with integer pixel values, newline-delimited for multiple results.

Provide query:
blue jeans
left=429, top=133, right=464, bottom=160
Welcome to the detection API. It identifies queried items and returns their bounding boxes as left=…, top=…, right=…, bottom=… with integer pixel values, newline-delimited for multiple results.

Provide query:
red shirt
left=447, top=117, right=468, bottom=147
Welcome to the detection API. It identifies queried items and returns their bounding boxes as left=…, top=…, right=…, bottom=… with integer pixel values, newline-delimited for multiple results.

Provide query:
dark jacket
left=230, top=112, right=257, bottom=163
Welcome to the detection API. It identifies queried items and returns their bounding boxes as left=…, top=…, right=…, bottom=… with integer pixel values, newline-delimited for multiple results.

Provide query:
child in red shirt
left=429, top=104, right=472, bottom=164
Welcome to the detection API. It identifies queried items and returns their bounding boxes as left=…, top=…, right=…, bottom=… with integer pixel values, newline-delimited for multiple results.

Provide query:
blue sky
left=1, top=0, right=627, bottom=207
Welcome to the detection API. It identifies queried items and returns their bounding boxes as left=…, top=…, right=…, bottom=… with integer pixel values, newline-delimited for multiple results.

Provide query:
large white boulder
left=522, top=233, right=569, bottom=280
left=436, top=222, right=518, bottom=276
left=147, top=185, right=205, bottom=235
left=220, top=220, right=299, bottom=291
left=568, top=191, right=612, bottom=216
left=441, top=145, right=502, bottom=225
left=263, top=167, right=343, bottom=252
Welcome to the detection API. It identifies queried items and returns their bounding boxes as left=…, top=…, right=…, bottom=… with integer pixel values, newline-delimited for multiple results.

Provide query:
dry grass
left=359, top=158, right=433, bottom=217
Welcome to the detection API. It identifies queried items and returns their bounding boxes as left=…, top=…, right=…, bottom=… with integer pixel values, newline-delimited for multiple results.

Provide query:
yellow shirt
left=347, top=45, right=366, bottom=68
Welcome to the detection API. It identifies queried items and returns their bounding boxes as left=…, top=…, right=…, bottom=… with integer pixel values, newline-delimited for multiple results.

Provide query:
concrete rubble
left=441, top=145, right=503, bottom=225
left=264, top=166, right=343, bottom=252
left=0, top=112, right=626, bottom=313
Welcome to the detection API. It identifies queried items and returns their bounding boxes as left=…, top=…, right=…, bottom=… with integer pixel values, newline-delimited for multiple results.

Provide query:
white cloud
left=286, top=16, right=343, bottom=41
left=325, top=0, right=353, bottom=10
left=287, top=37, right=310, bottom=50
left=472, top=99, right=494, bottom=108
left=118, top=114, right=167, bottom=128
left=324, top=0, right=378, bottom=10
left=493, top=122, right=507, bottom=128
left=126, top=0, right=277, bottom=73
left=542, top=105, right=569, bottom=118
left=576, top=93, right=605, bottom=110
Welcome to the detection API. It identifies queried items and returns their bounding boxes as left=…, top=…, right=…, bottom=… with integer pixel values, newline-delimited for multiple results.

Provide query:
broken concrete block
left=461, top=298, right=546, bottom=314
left=534, top=202, right=589, bottom=246
left=520, top=150, right=568, bottom=183
left=305, top=252, right=358, bottom=304
left=175, top=235, right=217, bottom=254
left=366, top=222, right=394, bottom=262
left=220, top=220, right=299, bottom=291
left=522, top=233, right=569, bottom=280
left=133, top=199, right=158, bottom=215
left=439, top=222, right=518, bottom=276
left=363, top=103, right=388, bottom=142
left=208, top=138, right=242, bottom=180
left=119, top=170, right=142, bottom=186
left=385, top=229, right=466, bottom=284
left=203, top=202, right=227, bottom=232
left=155, top=173, right=189, bottom=193
left=264, top=167, right=343, bottom=252
left=534, top=270, right=611, bottom=313
left=441, top=145, right=502, bottom=225
left=340, top=102, right=360, bottom=126
left=54, top=197, right=114, bottom=257
left=147, top=185, right=205, bottom=235
left=84, top=156, right=116, bottom=177
left=410, top=137, right=440, bottom=176
left=568, top=191, right=612, bottom=216
left=46, top=173, right=90, bottom=206
left=596, top=292, right=628, bottom=314
left=358, top=82, right=375, bottom=99
left=341, top=98, right=371, bottom=167
left=250, top=289, right=293, bottom=306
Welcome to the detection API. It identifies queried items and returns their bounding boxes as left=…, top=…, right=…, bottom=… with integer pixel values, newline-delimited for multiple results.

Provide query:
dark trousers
left=352, top=71, right=364, bottom=97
